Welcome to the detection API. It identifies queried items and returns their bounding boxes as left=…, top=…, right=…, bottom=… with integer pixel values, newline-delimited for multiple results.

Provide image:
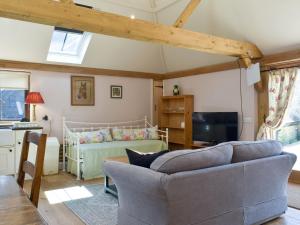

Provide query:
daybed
left=63, top=117, right=168, bottom=180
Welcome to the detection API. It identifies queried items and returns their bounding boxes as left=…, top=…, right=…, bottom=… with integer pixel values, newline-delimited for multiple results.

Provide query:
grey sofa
left=103, top=140, right=296, bottom=225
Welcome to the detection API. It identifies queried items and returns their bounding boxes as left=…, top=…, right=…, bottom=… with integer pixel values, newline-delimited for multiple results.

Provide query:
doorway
left=153, top=80, right=163, bottom=126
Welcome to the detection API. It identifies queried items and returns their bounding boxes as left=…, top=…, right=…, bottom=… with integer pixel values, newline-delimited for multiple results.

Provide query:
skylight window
left=47, top=27, right=92, bottom=64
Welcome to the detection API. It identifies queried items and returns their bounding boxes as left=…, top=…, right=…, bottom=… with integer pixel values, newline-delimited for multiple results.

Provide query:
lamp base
left=32, top=104, right=37, bottom=121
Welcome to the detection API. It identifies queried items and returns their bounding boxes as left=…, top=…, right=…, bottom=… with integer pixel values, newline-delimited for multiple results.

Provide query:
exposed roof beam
left=60, top=0, right=73, bottom=4
left=0, top=0, right=262, bottom=61
left=174, top=0, right=202, bottom=28
left=0, top=49, right=298, bottom=80
left=164, top=49, right=300, bottom=79
left=0, top=59, right=162, bottom=80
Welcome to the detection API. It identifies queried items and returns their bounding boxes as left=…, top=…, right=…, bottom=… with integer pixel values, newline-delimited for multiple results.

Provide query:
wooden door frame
left=152, top=80, right=163, bottom=126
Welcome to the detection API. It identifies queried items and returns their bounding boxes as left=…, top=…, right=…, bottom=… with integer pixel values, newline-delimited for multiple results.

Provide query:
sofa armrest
left=103, top=161, right=168, bottom=197
left=103, top=161, right=169, bottom=225
left=281, top=151, right=297, bottom=169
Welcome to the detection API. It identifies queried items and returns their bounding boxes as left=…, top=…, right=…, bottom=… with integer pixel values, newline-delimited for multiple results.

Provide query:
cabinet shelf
left=161, top=95, right=193, bottom=100
left=158, top=95, right=194, bottom=148
left=162, top=111, right=185, bottom=114
left=161, top=126, right=184, bottom=130
left=169, top=139, right=185, bottom=145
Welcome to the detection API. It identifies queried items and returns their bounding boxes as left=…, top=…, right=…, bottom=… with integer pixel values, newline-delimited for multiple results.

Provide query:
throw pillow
left=147, top=126, right=159, bottom=140
left=99, top=128, right=113, bottom=142
left=132, top=128, right=148, bottom=140
left=77, top=130, right=104, bottom=144
left=126, top=149, right=169, bottom=168
left=112, top=128, right=134, bottom=141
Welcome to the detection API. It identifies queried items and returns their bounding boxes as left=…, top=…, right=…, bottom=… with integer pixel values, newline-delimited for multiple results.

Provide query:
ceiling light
left=130, top=14, right=135, bottom=20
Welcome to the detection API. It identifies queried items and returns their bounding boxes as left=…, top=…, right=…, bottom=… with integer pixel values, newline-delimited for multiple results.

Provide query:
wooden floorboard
left=24, top=172, right=300, bottom=225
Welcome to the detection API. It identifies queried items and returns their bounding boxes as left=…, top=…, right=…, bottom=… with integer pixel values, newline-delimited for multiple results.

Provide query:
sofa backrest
left=162, top=152, right=295, bottom=225
left=150, top=143, right=233, bottom=174
left=229, top=140, right=283, bottom=163
left=150, top=140, right=283, bottom=174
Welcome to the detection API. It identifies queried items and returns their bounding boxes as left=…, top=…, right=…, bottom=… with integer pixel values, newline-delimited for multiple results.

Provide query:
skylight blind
left=0, top=70, right=30, bottom=89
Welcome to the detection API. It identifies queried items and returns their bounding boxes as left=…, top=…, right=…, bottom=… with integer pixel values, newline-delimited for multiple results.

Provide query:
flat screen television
left=192, top=112, right=238, bottom=144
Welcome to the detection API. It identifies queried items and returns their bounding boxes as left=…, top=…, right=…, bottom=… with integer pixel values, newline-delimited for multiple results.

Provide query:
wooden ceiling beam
left=0, top=59, right=163, bottom=80
left=164, top=61, right=240, bottom=79
left=258, top=49, right=300, bottom=66
left=164, top=49, right=300, bottom=79
left=174, top=0, right=202, bottom=28
left=0, top=0, right=262, bottom=61
left=60, top=0, right=73, bottom=4
left=1, top=49, right=298, bottom=80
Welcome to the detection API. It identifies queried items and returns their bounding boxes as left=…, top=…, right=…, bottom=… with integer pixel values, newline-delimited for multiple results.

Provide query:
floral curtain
left=257, top=68, right=298, bottom=140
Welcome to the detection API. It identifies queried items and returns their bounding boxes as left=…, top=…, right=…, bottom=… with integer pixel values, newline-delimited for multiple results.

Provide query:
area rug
left=64, top=183, right=300, bottom=224
left=64, top=184, right=118, bottom=225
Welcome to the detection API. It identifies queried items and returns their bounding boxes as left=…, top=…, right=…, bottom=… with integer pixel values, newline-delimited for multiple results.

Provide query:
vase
left=173, top=85, right=180, bottom=96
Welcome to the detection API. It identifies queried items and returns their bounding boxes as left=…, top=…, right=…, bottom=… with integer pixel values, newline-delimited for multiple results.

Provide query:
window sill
left=0, top=121, right=17, bottom=126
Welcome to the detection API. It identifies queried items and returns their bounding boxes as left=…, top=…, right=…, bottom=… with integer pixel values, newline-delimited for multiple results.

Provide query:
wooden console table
left=0, top=176, right=47, bottom=225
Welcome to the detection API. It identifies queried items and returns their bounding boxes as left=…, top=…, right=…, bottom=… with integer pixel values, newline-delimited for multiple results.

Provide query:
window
left=275, top=69, right=300, bottom=171
left=47, top=27, right=92, bottom=64
left=276, top=71, right=300, bottom=145
left=0, top=89, right=26, bottom=121
left=0, top=71, right=29, bottom=121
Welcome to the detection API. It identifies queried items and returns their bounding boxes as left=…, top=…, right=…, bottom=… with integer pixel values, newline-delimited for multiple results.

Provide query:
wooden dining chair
left=17, top=131, right=47, bottom=207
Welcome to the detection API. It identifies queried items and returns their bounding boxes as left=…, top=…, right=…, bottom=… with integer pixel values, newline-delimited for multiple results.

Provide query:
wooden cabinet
left=0, top=128, right=43, bottom=176
left=0, top=147, right=15, bottom=175
left=158, top=95, right=194, bottom=148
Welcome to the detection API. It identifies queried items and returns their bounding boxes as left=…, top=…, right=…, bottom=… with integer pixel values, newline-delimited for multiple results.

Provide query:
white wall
left=164, top=69, right=258, bottom=141
left=30, top=71, right=152, bottom=142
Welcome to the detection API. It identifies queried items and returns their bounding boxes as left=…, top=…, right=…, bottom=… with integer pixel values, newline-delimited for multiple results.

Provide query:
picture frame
left=110, top=85, right=122, bottom=99
left=71, top=76, right=95, bottom=106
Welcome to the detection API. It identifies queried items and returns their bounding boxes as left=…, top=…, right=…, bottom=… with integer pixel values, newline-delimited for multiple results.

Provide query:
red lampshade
left=25, top=92, right=44, bottom=104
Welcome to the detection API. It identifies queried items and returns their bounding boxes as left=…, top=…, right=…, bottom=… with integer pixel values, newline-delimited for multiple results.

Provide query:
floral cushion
left=99, top=128, right=113, bottom=142
left=112, top=127, right=160, bottom=141
left=77, top=130, right=104, bottom=144
left=147, top=126, right=159, bottom=140
left=112, top=128, right=134, bottom=141
left=132, top=128, right=148, bottom=140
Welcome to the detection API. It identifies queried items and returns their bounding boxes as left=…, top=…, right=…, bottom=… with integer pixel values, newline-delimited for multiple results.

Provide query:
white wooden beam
left=0, top=0, right=262, bottom=60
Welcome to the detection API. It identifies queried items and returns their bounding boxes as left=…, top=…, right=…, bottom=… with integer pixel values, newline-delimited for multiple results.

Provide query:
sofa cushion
left=150, top=143, right=233, bottom=174
left=230, top=140, right=282, bottom=163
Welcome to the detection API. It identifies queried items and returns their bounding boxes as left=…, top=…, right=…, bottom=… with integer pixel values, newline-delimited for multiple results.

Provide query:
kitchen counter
left=11, top=126, right=43, bottom=130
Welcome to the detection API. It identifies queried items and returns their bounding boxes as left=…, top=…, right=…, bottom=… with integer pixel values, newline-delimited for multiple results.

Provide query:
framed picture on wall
left=71, top=76, right=95, bottom=106
left=111, top=85, right=122, bottom=99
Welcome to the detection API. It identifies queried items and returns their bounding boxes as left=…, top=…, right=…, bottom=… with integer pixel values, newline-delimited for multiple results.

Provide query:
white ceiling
left=0, top=0, right=300, bottom=73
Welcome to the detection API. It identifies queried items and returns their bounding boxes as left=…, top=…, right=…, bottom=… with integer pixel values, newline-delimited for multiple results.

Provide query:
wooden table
left=104, top=156, right=129, bottom=198
left=0, top=176, right=47, bottom=225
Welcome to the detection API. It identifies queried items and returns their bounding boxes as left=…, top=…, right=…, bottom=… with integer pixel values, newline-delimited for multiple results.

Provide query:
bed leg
left=62, top=117, right=66, bottom=172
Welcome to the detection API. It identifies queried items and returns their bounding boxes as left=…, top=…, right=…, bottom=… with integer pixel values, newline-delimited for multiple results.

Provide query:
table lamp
left=25, top=92, right=44, bottom=121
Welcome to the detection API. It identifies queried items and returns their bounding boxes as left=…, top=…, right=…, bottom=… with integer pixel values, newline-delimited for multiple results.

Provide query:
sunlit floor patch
left=45, top=186, right=93, bottom=204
